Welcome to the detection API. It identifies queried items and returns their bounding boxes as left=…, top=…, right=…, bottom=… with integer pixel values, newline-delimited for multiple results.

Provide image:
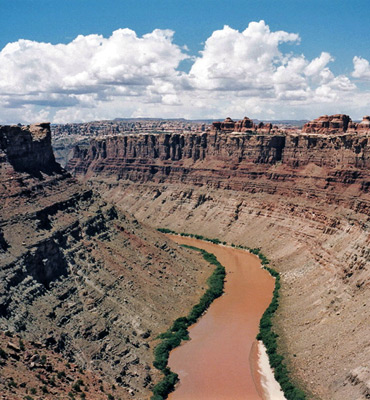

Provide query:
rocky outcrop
left=211, top=116, right=276, bottom=134
left=68, top=127, right=370, bottom=400
left=357, top=115, right=370, bottom=133
left=302, top=114, right=370, bottom=134
left=1, top=123, right=61, bottom=175
left=0, top=124, right=213, bottom=399
left=302, top=114, right=351, bottom=134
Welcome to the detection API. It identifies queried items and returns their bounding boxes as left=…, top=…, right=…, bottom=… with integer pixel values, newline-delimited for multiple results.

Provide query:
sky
left=1, top=0, right=370, bottom=124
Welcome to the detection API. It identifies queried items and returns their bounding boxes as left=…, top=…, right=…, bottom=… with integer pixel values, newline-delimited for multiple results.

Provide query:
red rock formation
left=211, top=116, right=275, bottom=134
left=302, top=114, right=370, bottom=134
left=211, top=117, right=236, bottom=132
left=235, top=116, right=255, bottom=131
left=357, top=115, right=370, bottom=133
left=302, top=114, right=351, bottom=134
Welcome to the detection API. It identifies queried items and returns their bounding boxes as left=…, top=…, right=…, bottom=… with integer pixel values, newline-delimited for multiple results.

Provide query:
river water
left=167, top=236, right=275, bottom=400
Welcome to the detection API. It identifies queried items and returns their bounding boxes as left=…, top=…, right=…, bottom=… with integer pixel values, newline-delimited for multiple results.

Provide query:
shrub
left=257, top=257, right=306, bottom=400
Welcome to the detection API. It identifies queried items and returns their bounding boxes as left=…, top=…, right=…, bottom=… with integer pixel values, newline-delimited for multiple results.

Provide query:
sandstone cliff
left=0, top=124, right=214, bottom=399
left=68, top=129, right=370, bottom=400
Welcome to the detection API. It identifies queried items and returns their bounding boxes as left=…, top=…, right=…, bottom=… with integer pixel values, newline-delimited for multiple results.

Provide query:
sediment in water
left=166, top=236, right=275, bottom=400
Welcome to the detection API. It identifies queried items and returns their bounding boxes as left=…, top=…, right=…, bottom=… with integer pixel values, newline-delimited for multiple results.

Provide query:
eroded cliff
left=69, top=129, right=370, bottom=400
left=0, top=124, right=214, bottom=399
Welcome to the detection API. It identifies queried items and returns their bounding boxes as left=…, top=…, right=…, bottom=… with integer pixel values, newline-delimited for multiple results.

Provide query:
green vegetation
left=256, top=262, right=306, bottom=399
left=157, top=228, right=306, bottom=400
left=157, top=228, right=226, bottom=245
left=151, top=245, right=226, bottom=400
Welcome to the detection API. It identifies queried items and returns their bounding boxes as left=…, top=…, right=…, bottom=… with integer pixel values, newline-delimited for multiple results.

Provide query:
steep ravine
left=0, top=124, right=215, bottom=399
left=69, top=130, right=370, bottom=400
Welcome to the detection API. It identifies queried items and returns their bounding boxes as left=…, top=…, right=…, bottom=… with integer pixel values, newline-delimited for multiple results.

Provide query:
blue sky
left=1, top=0, right=370, bottom=123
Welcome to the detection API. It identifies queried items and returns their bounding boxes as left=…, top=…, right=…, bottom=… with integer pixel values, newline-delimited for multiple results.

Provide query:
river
left=166, top=236, right=277, bottom=400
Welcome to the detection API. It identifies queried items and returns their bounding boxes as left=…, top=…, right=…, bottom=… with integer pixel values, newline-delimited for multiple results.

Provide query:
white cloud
left=188, top=21, right=300, bottom=92
left=304, top=52, right=333, bottom=77
left=0, top=28, right=187, bottom=119
left=352, top=56, right=370, bottom=80
left=0, top=21, right=368, bottom=123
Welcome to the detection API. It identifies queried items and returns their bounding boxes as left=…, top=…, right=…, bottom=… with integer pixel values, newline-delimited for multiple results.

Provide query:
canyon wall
left=0, top=124, right=214, bottom=399
left=69, top=130, right=370, bottom=400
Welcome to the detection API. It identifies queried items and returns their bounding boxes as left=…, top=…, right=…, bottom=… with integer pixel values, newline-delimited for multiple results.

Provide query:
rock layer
left=0, top=124, right=213, bottom=399
left=68, top=129, right=370, bottom=400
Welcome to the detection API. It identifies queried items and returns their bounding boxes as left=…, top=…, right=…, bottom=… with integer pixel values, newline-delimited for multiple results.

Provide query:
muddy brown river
left=167, top=236, right=275, bottom=400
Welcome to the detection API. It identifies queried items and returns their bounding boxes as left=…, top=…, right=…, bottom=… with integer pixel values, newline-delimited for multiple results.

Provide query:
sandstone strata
left=69, top=127, right=370, bottom=400
left=0, top=124, right=213, bottom=399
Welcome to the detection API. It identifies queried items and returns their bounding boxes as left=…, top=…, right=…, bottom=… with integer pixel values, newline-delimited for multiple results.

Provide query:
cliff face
left=69, top=130, right=370, bottom=400
left=0, top=123, right=60, bottom=174
left=70, top=130, right=369, bottom=171
left=0, top=124, right=214, bottom=399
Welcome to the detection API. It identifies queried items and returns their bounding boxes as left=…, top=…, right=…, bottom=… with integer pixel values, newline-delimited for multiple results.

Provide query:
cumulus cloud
left=0, top=21, right=367, bottom=123
left=0, top=28, right=187, bottom=111
left=352, top=56, right=370, bottom=80
left=189, top=21, right=300, bottom=92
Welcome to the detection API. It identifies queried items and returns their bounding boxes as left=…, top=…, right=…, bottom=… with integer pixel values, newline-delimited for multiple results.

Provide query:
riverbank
left=257, top=340, right=286, bottom=400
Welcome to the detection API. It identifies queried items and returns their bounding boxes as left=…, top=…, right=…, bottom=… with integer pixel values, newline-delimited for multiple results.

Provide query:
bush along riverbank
left=157, top=228, right=306, bottom=400
left=151, top=245, right=226, bottom=400
left=254, top=251, right=306, bottom=400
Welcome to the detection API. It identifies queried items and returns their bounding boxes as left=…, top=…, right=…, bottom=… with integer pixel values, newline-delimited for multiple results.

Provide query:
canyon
left=0, top=123, right=215, bottom=399
left=68, top=115, right=370, bottom=400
